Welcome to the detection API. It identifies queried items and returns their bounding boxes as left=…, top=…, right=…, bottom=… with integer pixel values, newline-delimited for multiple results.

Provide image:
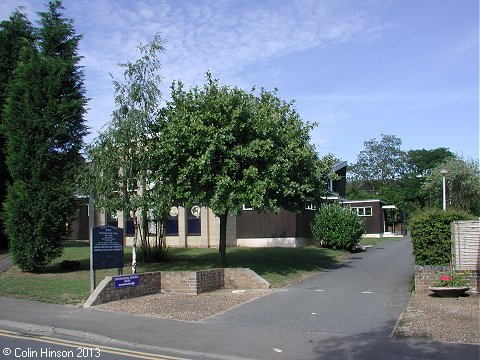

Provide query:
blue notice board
left=114, top=275, right=140, bottom=289
left=92, top=225, right=124, bottom=270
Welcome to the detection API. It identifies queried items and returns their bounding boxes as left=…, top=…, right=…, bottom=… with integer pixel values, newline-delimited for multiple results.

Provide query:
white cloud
left=1, top=0, right=389, bottom=144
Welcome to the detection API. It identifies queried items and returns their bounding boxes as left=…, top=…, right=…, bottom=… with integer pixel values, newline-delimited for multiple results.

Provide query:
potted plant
left=429, top=272, right=470, bottom=297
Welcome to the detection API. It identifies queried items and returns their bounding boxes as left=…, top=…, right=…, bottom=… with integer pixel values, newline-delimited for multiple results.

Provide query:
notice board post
left=88, top=193, right=95, bottom=293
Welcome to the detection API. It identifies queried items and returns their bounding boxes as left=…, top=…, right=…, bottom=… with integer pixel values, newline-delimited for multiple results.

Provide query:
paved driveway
left=206, top=237, right=414, bottom=337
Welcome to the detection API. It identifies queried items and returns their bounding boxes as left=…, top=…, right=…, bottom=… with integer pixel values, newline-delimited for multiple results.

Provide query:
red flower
left=440, top=275, right=452, bottom=281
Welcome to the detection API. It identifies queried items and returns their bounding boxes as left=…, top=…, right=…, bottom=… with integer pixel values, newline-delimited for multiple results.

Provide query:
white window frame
left=352, top=206, right=372, bottom=217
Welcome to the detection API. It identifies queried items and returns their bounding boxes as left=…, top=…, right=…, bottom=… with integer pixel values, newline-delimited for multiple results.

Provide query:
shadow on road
left=312, top=323, right=480, bottom=360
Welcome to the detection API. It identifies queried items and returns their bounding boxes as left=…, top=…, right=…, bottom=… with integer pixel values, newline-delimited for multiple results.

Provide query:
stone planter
left=429, top=286, right=470, bottom=298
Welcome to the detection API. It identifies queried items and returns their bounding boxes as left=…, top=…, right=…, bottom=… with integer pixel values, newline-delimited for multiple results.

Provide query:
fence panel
left=452, top=220, right=480, bottom=270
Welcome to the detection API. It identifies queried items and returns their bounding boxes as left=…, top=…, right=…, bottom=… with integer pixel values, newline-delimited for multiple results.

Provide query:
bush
left=409, top=208, right=473, bottom=265
left=311, top=203, right=365, bottom=251
left=137, top=241, right=169, bottom=263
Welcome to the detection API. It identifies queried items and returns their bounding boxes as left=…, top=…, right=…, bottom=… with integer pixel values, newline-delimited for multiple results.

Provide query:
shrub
left=311, top=203, right=365, bottom=251
left=409, top=208, right=473, bottom=265
left=137, top=241, right=169, bottom=263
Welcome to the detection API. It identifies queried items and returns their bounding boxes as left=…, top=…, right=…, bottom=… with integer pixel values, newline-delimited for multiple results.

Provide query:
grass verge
left=0, top=236, right=399, bottom=305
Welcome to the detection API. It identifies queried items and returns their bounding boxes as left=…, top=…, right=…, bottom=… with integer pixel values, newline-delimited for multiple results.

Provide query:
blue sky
left=1, top=0, right=478, bottom=164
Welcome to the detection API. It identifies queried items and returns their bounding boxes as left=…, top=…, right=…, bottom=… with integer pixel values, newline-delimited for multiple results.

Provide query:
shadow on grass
left=140, top=246, right=345, bottom=286
left=43, top=241, right=133, bottom=274
left=41, top=242, right=346, bottom=287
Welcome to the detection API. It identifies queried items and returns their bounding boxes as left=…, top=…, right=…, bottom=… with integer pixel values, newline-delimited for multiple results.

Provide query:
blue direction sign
left=114, top=275, right=140, bottom=289
left=92, top=225, right=124, bottom=270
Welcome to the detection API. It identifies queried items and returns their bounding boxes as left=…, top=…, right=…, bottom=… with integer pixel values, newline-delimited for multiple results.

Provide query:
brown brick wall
left=414, top=266, right=479, bottom=293
left=224, top=268, right=271, bottom=289
left=85, top=268, right=271, bottom=307
left=90, top=272, right=162, bottom=306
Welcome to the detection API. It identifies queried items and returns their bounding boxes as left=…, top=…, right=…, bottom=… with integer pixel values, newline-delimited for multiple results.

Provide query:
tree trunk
left=218, top=212, right=228, bottom=267
left=131, top=212, right=138, bottom=273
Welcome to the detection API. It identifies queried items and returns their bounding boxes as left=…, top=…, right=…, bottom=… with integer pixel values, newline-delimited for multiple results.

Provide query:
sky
left=1, top=0, right=478, bottom=165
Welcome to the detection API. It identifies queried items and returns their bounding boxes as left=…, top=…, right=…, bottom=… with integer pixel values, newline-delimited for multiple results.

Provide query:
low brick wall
left=84, top=268, right=270, bottom=307
left=224, top=268, right=271, bottom=289
left=414, top=265, right=479, bottom=293
left=84, top=272, right=161, bottom=307
left=197, top=269, right=225, bottom=293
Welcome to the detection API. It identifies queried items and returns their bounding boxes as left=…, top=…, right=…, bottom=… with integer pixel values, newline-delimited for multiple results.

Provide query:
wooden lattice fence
left=452, top=220, right=480, bottom=270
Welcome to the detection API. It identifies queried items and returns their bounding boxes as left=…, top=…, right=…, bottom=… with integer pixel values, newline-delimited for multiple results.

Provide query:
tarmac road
left=206, top=237, right=413, bottom=336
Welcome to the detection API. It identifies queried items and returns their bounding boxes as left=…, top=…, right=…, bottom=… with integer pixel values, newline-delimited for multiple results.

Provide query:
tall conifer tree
left=0, top=9, right=35, bottom=249
left=2, top=1, right=87, bottom=271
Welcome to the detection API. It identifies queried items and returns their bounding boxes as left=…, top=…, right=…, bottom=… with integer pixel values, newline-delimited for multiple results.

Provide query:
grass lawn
left=0, top=236, right=398, bottom=305
left=359, top=236, right=400, bottom=247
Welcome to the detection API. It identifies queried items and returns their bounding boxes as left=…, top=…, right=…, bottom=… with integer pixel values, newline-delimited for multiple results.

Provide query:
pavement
left=0, top=238, right=479, bottom=359
left=0, top=255, right=12, bottom=274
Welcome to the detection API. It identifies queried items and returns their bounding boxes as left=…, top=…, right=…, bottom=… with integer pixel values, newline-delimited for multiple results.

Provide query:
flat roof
left=342, top=199, right=385, bottom=204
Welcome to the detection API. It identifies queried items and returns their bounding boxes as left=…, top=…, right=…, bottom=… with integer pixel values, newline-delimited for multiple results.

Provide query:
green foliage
left=347, top=143, right=457, bottom=215
left=409, top=208, right=473, bottom=265
left=137, top=242, right=169, bottom=263
left=83, top=33, right=169, bottom=270
left=155, top=73, right=336, bottom=264
left=406, top=148, right=454, bottom=176
left=435, top=272, right=469, bottom=287
left=84, top=33, right=166, bottom=215
left=349, top=134, right=406, bottom=192
left=2, top=1, right=87, bottom=271
left=423, top=157, right=480, bottom=215
left=311, top=203, right=365, bottom=251
left=345, top=180, right=373, bottom=200
left=0, top=9, right=35, bottom=248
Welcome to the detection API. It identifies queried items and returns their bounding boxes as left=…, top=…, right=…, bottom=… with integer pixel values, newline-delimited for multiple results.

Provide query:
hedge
left=409, top=208, right=473, bottom=265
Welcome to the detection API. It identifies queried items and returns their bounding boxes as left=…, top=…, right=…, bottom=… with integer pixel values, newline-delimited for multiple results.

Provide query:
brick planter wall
left=84, top=268, right=270, bottom=307
left=84, top=272, right=161, bottom=307
left=224, top=268, right=271, bottom=289
left=414, top=265, right=479, bottom=293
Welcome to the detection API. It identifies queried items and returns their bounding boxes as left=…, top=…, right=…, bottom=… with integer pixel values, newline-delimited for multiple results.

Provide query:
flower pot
left=429, top=286, right=470, bottom=298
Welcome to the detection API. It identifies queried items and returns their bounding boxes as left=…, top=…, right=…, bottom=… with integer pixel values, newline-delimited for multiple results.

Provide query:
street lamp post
left=440, top=168, right=448, bottom=211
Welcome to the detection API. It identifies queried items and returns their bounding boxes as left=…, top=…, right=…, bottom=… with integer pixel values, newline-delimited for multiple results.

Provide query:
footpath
left=0, top=238, right=479, bottom=359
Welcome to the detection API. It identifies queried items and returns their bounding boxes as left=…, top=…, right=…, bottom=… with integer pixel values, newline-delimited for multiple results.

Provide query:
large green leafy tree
left=401, top=147, right=454, bottom=212
left=0, top=9, right=35, bottom=249
left=2, top=1, right=87, bottom=271
left=423, top=157, right=480, bottom=215
left=348, top=134, right=406, bottom=192
left=405, top=148, right=454, bottom=177
left=84, top=33, right=169, bottom=273
left=156, top=74, right=335, bottom=265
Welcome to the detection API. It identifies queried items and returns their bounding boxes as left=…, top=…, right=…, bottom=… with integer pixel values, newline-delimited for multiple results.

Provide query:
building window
left=126, top=215, right=135, bottom=235
left=187, top=206, right=201, bottom=235
left=166, top=206, right=179, bottom=236
left=353, top=207, right=372, bottom=216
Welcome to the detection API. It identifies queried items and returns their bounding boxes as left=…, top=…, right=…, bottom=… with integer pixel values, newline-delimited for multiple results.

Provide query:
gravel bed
left=95, top=289, right=272, bottom=321
left=395, top=290, right=479, bottom=344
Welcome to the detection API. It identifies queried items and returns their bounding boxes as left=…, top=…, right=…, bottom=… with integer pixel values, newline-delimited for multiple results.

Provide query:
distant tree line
left=347, top=134, right=480, bottom=216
